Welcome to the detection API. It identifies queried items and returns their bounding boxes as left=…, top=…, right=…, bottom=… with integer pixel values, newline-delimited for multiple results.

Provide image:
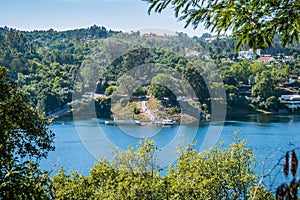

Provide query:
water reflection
left=227, top=113, right=300, bottom=124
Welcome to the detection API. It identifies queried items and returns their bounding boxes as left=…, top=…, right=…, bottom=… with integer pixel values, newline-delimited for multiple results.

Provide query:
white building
left=238, top=49, right=261, bottom=60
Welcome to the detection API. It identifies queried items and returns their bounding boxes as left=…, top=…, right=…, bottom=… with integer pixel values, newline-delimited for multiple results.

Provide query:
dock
left=104, top=120, right=141, bottom=126
left=104, top=119, right=176, bottom=127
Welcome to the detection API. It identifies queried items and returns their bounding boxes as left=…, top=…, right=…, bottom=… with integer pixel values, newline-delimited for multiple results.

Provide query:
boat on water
left=161, top=119, right=175, bottom=126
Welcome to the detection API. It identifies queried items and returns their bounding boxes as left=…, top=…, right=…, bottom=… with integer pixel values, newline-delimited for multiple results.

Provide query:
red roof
left=258, top=56, right=274, bottom=62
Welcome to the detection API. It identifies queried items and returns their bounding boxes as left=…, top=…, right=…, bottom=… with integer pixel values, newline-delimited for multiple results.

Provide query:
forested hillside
left=1, top=25, right=300, bottom=117
left=0, top=26, right=115, bottom=113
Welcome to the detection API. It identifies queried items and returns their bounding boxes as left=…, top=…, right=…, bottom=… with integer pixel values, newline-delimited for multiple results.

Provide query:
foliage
left=95, top=98, right=112, bottom=118
left=51, top=139, right=164, bottom=199
left=104, top=85, right=117, bottom=96
left=249, top=185, right=275, bottom=200
left=252, top=70, right=275, bottom=99
left=133, top=106, right=141, bottom=115
left=150, top=74, right=178, bottom=104
left=261, top=96, right=278, bottom=111
left=70, top=97, right=112, bottom=119
left=0, top=26, right=116, bottom=114
left=0, top=67, right=54, bottom=199
left=167, top=136, right=258, bottom=199
left=144, top=0, right=300, bottom=49
left=271, top=65, right=290, bottom=85
left=1, top=161, right=51, bottom=199
left=225, top=84, right=239, bottom=107
left=132, top=87, right=147, bottom=97
left=275, top=150, right=300, bottom=200
left=102, top=47, right=151, bottom=86
left=229, top=61, right=251, bottom=84
left=166, top=106, right=180, bottom=115
left=50, top=168, right=94, bottom=200
left=50, top=137, right=273, bottom=199
left=182, top=62, right=209, bottom=101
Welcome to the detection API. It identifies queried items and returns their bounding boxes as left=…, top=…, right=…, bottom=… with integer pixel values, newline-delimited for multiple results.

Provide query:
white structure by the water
left=279, top=95, right=300, bottom=111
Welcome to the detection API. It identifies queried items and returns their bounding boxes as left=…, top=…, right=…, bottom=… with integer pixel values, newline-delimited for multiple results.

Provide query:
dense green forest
left=0, top=25, right=300, bottom=119
left=1, top=25, right=300, bottom=199
left=0, top=25, right=116, bottom=114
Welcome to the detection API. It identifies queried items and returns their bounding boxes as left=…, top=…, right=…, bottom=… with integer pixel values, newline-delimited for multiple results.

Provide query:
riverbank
left=45, top=107, right=72, bottom=123
left=49, top=97, right=300, bottom=124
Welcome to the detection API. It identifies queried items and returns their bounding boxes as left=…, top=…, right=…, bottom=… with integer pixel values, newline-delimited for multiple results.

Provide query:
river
left=40, top=114, right=300, bottom=188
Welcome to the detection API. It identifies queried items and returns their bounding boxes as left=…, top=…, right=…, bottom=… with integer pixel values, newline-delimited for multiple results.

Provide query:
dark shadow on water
left=227, top=113, right=300, bottom=124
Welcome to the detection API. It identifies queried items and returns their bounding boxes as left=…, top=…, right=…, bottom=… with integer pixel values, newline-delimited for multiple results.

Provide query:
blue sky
left=0, top=0, right=207, bottom=36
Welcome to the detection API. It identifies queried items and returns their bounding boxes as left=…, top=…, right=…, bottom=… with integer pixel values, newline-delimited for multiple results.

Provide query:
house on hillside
left=238, top=49, right=261, bottom=60
left=282, top=56, right=293, bottom=62
left=238, top=51, right=253, bottom=60
left=289, top=74, right=300, bottom=84
left=257, top=56, right=275, bottom=63
left=204, top=35, right=228, bottom=42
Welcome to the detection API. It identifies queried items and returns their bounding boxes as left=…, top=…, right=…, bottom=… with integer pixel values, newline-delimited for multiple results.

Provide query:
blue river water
left=40, top=114, right=300, bottom=188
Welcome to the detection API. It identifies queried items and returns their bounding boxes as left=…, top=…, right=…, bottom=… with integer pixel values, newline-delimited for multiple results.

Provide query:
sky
left=0, top=0, right=208, bottom=37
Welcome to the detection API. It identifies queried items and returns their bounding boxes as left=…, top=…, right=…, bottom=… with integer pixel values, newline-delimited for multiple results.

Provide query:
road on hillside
left=141, top=101, right=155, bottom=121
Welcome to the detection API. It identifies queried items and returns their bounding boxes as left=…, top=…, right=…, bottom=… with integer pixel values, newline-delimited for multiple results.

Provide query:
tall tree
left=144, top=0, right=300, bottom=49
left=0, top=67, right=54, bottom=199
left=252, top=70, right=275, bottom=98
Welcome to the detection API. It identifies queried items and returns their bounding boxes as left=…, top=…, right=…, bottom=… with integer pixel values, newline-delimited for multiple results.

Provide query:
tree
left=150, top=83, right=175, bottom=100
left=230, top=61, right=251, bottom=84
left=132, top=87, right=147, bottom=97
left=225, top=84, right=239, bottom=107
left=95, top=98, right=112, bottom=118
left=167, top=136, right=263, bottom=199
left=104, top=85, right=117, bottom=96
left=38, top=89, right=62, bottom=113
left=144, top=0, right=300, bottom=49
left=252, top=70, right=275, bottom=98
left=0, top=67, right=54, bottom=199
left=150, top=74, right=177, bottom=105
left=50, top=169, right=93, bottom=200
left=51, top=139, right=165, bottom=199
left=182, top=62, right=209, bottom=101
left=249, top=61, right=266, bottom=75
left=201, top=33, right=212, bottom=39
